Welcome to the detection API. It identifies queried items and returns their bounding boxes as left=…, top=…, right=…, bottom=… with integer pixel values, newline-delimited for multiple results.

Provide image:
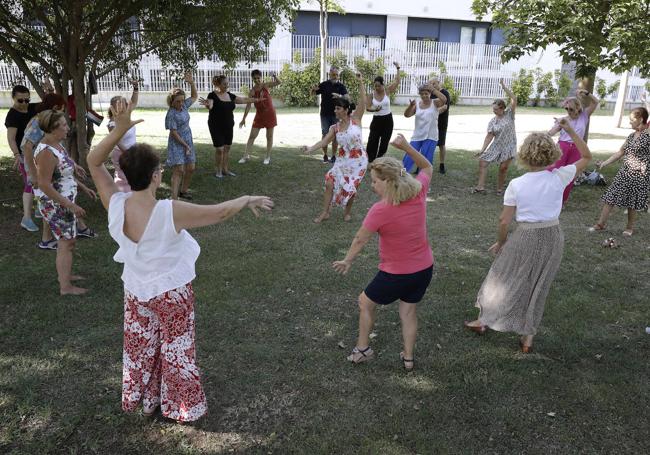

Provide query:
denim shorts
left=364, top=265, right=433, bottom=305
left=320, top=114, right=338, bottom=136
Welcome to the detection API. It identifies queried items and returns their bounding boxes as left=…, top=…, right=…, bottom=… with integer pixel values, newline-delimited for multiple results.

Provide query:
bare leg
left=596, top=203, right=614, bottom=227
left=214, top=147, right=223, bottom=175
left=171, top=165, right=184, bottom=199
left=314, top=180, right=333, bottom=223
left=181, top=163, right=195, bottom=193
left=398, top=301, right=418, bottom=360
left=42, top=220, right=53, bottom=242
left=497, top=159, right=512, bottom=192
left=626, top=209, right=636, bottom=232
left=438, top=144, right=446, bottom=164
left=356, top=292, right=377, bottom=350
left=22, top=192, right=33, bottom=220
left=243, top=128, right=261, bottom=161
left=520, top=334, right=534, bottom=349
left=265, top=127, right=274, bottom=162
left=57, top=238, right=87, bottom=295
left=331, top=138, right=338, bottom=161
left=343, top=194, right=355, bottom=222
left=222, top=145, right=231, bottom=174
left=476, top=159, right=489, bottom=190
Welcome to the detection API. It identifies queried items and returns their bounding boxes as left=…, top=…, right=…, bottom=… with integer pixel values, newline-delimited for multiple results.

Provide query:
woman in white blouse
left=464, top=118, right=591, bottom=353
left=87, top=99, right=273, bottom=423
left=365, top=62, right=401, bottom=163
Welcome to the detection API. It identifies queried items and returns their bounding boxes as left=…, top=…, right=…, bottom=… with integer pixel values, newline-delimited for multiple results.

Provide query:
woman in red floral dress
left=302, top=73, right=368, bottom=223
left=87, top=99, right=273, bottom=422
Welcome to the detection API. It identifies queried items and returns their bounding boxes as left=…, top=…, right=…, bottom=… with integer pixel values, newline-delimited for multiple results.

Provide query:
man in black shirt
left=311, top=66, right=349, bottom=163
left=5, top=84, right=40, bottom=231
left=432, top=81, right=451, bottom=174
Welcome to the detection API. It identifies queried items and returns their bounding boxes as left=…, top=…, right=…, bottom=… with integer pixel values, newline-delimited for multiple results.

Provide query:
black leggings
left=367, top=113, right=393, bottom=163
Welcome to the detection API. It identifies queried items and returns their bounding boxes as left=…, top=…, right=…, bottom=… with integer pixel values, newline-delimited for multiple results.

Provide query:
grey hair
left=329, top=66, right=340, bottom=72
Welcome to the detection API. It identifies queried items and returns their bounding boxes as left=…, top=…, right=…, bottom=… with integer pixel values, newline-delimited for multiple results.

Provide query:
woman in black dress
left=199, top=76, right=262, bottom=178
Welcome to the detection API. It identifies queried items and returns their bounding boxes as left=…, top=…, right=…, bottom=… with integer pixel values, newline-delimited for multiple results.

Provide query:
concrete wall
left=298, top=0, right=478, bottom=21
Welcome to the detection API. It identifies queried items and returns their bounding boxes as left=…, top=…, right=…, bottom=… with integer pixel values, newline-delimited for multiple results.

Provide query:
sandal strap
left=353, top=346, right=372, bottom=357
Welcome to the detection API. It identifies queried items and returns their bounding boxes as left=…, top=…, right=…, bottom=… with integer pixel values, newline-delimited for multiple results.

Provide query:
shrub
left=436, top=61, right=461, bottom=105
left=595, top=78, right=620, bottom=109
left=272, top=51, right=320, bottom=107
left=533, top=68, right=557, bottom=107
left=555, top=70, right=572, bottom=102
left=511, top=68, right=534, bottom=106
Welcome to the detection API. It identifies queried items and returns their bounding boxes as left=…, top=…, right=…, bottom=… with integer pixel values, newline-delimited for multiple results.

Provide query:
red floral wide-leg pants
left=122, top=282, right=207, bottom=422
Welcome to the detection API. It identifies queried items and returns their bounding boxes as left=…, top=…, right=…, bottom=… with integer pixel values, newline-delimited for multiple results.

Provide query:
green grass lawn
left=0, top=117, right=648, bottom=453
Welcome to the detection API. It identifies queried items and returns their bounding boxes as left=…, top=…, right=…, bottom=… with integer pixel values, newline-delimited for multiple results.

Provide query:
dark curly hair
left=334, top=98, right=356, bottom=115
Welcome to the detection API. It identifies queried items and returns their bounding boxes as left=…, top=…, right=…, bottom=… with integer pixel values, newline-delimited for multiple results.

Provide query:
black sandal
left=399, top=352, right=414, bottom=371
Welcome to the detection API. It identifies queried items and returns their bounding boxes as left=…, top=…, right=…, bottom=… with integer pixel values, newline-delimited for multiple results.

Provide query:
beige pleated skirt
left=476, top=220, right=564, bottom=335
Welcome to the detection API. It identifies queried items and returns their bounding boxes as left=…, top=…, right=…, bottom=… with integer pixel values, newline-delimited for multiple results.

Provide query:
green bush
left=595, top=78, right=620, bottom=109
left=511, top=68, right=534, bottom=106
left=532, top=68, right=557, bottom=107
left=435, top=61, right=461, bottom=105
left=272, top=51, right=320, bottom=107
left=555, top=70, right=572, bottom=103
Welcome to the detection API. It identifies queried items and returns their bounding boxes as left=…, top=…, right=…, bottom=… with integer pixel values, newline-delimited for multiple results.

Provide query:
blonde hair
left=369, top=157, right=422, bottom=205
left=37, top=110, right=66, bottom=133
left=563, top=97, right=583, bottom=113
left=166, top=88, right=185, bottom=107
left=518, top=132, right=561, bottom=168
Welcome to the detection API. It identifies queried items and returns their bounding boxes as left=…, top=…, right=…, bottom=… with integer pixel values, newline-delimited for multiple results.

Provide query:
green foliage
left=472, top=0, right=650, bottom=77
left=595, top=78, right=620, bottom=108
left=435, top=61, right=461, bottom=105
left=273, top=52, right=320, bottom=107
left=645, top=80, right=650, bottom=93
left=555, top=70, right=572, bottom=102
left=511, top=69, right=534, bottom=106
left=533, top=69, right=557, bottom=106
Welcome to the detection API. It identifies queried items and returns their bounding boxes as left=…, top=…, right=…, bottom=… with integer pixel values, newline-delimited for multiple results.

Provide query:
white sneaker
left=263, top=157, right=271, bottom=165
left=238, top=156, right=248, bottom=164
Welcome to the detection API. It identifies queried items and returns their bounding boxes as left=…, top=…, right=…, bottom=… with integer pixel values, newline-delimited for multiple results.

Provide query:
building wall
left=297, top=0, right=479, bottom=21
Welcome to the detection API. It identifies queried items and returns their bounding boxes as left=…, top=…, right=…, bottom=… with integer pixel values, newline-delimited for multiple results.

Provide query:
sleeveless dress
left=325, top=119, right=368, bottom=206
left=480, top=107, right=517, bottom=163
left=33, top=143, right=78, bottom=240
left=207, top=91, right=236, bottom=147
left=252, top=86, right=277, bottom=129
left=107, top=120, right=136, bottom=192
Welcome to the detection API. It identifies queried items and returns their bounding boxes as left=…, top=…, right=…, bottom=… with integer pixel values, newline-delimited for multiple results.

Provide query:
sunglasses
left=565, top=107, right=577, bottom=112
left=16, top=98, right=30, bottom=104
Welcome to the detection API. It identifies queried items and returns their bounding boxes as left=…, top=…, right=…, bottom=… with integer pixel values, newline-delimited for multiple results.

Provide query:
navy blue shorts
left=364, top=265, right=433, bottom=305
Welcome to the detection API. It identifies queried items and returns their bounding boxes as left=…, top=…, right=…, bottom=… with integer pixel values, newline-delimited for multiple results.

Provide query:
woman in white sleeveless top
left=87, top=100, right=273, bottom=423
left=403, top=82, right=447, bottom=173
left=366, top=62, right=401, bottom=163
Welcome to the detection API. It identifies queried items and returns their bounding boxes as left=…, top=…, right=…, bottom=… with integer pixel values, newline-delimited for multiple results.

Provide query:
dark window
left=407, top=17, right=441, bottom=40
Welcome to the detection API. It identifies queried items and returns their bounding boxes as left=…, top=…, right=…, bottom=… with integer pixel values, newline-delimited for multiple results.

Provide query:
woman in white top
left=464, top=118, right=592, bottom=353
left=365, top=62, right=401, bottom=163
left=87, top=99, right=273, bottom=423
left=107, top=80, right=139, bottom=192
left=402, top=81, right=447, bottom=173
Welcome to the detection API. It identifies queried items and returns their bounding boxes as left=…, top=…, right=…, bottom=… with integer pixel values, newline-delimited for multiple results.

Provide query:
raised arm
left=500, top=78, right=516, bottom=113
left=404, top=98, right=416, bottom=118
left=332, top=226, right=375, bottom=275
left=265, top=73, right=281, bottom=89
left=430, top=81, right=447, bottom=108
left=576, top=89, right=599, bottom=116
left=558, top=117, right=592, bottom=176
left=172, top=195, right=273, bottom=231
left=87, top=99, right=143, bottom=209
left=185, top=72, right=198, bottom=104
left=547, top=119, right=562, bottom=136
left=386, top=62, right=401, bottom=95
left=391, top=133, right=433, bottom=177
left=352, top=73, right=366, bottom=123
left=130, top=79, right=139, bottom=108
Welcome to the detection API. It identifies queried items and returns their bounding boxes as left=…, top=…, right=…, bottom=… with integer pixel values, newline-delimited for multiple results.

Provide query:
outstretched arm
left=172, top=195, right=273, bottom=231
left=391, top=133, right=433, bottom=177
left=239, top=88, right=254, bottom=128
left=332, top=226, right=374, bottom=274
left=87, top=99, right=143, bottom=209
left=301, top=128, right=337, bottom=154
left=598, top=145, right=625, bottom=169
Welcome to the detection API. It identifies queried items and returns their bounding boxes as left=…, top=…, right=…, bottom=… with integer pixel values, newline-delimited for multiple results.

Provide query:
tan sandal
left=347, top=346, right=374, bottom=364
left=588, top=223, right=606, bottom=232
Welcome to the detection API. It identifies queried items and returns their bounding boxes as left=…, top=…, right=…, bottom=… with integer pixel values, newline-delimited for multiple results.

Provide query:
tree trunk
left=319, top=1, right=328, bottom=83
left=613, top=71, right=630, bottom=128
left=72, top=71, right=88, bottom=167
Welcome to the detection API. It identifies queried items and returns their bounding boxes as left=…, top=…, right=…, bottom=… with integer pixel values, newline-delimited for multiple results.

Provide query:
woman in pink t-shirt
left=547, top=89, right=599, bottom=203
left=333, top=134, right=434, bottom=371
